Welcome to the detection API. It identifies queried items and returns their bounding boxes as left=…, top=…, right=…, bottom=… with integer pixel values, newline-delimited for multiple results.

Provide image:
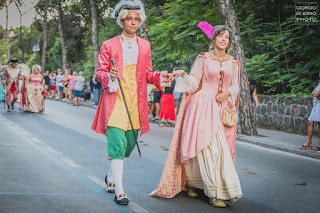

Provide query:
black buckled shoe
left=114, top=193, right=129, bottom=205
left=105, top=175, right=115, bottom=193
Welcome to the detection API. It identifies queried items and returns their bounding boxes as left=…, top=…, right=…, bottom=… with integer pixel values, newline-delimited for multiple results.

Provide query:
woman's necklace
left=127, top=41, right=132, bottom=49
left=211, top=51, right=226, bottom=67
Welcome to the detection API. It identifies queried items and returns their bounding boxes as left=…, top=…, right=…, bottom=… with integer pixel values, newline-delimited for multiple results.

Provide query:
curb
left=46, top=97, right=97, bottom=110
left=47, top=97, right=320, bottom=160
left=236, top=135, right=320, bottom=160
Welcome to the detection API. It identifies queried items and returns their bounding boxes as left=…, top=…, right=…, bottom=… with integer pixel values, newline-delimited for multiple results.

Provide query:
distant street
left=1, top=99, right=320, bottom=213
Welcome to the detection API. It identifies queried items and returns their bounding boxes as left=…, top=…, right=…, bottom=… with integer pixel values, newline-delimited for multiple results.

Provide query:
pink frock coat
left=150, top=53, right=240, bottom=198
left=91, top=36, right=162, bottom=136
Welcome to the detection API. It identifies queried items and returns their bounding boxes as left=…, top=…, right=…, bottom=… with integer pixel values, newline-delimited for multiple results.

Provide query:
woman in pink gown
left=24, top=65, right=45, bottom=113
left=150, top=25, right=242, bottom=207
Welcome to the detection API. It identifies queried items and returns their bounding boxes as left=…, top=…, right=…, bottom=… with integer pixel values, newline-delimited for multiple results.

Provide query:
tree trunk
left=5, top=2, right=10, bottom=61
left=140, top=0, right=149, bottom=40
left=19, top=13, right=25, bottom=62
left=216, top=0, right=258, bottom=135
left=89, top=0, right=99, bottom=73
left=42, top=0, right=49, bottom=72
left=14, top=0, right=25, bottom=62
left=57, top=0, right=67, bottom=71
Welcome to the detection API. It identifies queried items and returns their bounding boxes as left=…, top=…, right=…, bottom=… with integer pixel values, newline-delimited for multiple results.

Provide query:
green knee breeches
left=107, top=126, right=139, bottom=159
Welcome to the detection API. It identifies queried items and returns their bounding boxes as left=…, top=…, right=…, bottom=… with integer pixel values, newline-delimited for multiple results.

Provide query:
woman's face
left=34, top=68, right=39, bottom=74
left=214, top=31, right=230, bottom=51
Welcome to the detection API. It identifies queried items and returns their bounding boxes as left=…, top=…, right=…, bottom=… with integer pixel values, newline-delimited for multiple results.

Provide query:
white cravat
left=121, top=33, right=138, bottom=66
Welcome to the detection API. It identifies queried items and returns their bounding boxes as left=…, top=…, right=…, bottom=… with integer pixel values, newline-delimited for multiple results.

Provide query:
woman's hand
left=172, top=70, right=185, bottom=79
left=161, top=73, right=173, bottom=83
left=216, top=91, right=231, bottom=103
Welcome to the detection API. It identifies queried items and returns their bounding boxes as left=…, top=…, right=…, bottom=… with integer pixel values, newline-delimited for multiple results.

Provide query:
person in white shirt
left=73, top=71, right=85, bottom=106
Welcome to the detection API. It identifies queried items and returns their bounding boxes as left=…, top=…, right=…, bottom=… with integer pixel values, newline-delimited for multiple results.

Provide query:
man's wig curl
left=111, top=0, right=146, bottom=28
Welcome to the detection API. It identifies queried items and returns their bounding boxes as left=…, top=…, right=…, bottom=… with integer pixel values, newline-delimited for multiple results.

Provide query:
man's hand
left=161, top=73, right=173, bottom=83
left=110, top=67, right=120, bottom=81
left=216, top=91, right=231, bottom=103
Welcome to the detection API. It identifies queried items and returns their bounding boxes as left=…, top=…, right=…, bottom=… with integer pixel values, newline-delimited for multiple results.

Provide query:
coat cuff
left=107, top=73, right=119, bottom=93
left=153, top=72, right=162, bottom=89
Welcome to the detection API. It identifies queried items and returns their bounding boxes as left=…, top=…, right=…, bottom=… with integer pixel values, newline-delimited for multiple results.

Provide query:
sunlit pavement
left=1, top=99, right=319, bottom=213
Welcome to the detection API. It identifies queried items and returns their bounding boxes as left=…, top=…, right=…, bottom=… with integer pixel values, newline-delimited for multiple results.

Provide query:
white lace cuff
left=108, top=73, right=119, bottom=93
left=228, top=61, right=240, bottom=105
left=228, top=88, right=238, bottom=105
left=174, top=73, right=200, bottom=94
left=160, top=71, right=167, bottom=87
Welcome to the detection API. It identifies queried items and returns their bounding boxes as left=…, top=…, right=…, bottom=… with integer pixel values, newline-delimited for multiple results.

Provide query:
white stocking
left=110, top=159, right=124, bottom=195
left=107, top=169, right=114, bottom=183
left=107, top=158, right=127, bottom=183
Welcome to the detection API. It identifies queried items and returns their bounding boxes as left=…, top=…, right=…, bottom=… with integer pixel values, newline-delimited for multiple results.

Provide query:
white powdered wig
left=111, top=0, right=146, bottom=28
left=1, top=65, right=8, bottom=71
left=32, top=64, right=42, bottom=73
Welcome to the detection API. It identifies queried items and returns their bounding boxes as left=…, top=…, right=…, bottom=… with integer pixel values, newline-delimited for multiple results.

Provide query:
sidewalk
left=48, top=97, right=320, bottom=160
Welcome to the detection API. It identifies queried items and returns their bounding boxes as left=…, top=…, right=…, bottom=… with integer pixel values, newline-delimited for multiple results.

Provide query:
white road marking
left=0, top=144, right=31, bottom=146
left=86, top=175, right=151, bottom=213
left=87, top=175, right=105, bottom=188
left=43, top=146, right=60, bottom=155
left=30, top=136, right=42, bottom=143
left=129, top=202, right=151, bottom=213
left=60, top=157, right=81, bottom=168
left=1, top=114, right=151, bottom=213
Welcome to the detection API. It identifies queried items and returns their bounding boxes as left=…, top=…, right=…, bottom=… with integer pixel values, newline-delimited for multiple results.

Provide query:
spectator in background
left=159, top=78, right=176, bottom=127
left=147, top=84, right=155, bottom=119
left=73, top=71, right=85, bottom=106
left=44, top=71, right=50, bottom=93
left=152, top=72, right=162, bottom=119
left=90, top=75, right=95, bottom=101
left=63, top=70, right=69, bottom=101
left=67, top=71, right=77, bottom=104
left=50, top=72, right=56, bottom=98
left=92, top=74, right=101, bottom=106
left=172, top=68, right=182, bottom=115
left=56, top=71, right=64, bottom=100
left=248, top=75, right=259, bottom=109
left=0, top=65, right=7, bottom=101
left=300, top=72, right=320, bottom=151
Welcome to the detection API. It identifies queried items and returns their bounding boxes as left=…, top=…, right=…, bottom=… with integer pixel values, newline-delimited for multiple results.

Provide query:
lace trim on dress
left=227, top=61, right=240, bottom=105
left=174, top=55, right=204, bottom=94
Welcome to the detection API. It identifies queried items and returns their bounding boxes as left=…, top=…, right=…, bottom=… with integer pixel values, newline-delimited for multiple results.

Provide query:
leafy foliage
left=238, top=0, right=320, bottom=96
left=0, top=0, right=319, bottom=96
left=147, top=0, right=221, bottom=71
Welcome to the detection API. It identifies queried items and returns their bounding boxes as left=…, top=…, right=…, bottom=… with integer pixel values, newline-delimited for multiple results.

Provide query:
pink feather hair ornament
left=197, top=22, right=214, bottom=39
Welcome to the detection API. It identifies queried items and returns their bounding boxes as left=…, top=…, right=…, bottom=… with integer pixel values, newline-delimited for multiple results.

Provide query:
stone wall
left=254, top=95, right=315, bottom=135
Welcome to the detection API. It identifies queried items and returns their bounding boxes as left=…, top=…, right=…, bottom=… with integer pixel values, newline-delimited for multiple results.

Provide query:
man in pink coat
left=91, top=0, right=171, bottom=205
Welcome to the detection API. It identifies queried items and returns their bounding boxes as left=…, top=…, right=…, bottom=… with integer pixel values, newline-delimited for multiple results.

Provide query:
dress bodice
left=29, top=77, right=42, bottom=86
left=202, top=57, right=234, bottom=96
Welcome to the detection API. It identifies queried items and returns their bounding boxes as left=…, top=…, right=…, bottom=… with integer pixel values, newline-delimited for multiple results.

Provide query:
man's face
left=121, top=11, right=141, bottom=35
left=11, top=63, right=17, bottom=68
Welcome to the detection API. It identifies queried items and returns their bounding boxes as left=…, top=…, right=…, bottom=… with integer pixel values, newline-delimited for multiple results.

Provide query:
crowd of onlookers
left=44, top=67, right=181, bottom=126
left=44, top=68, right=101, bottom=106
left=147, top=71, right=182, bottom=128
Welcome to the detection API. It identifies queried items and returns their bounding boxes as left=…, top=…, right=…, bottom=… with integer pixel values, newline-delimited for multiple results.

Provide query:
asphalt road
left=1, top=99, right=319, bottom=213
